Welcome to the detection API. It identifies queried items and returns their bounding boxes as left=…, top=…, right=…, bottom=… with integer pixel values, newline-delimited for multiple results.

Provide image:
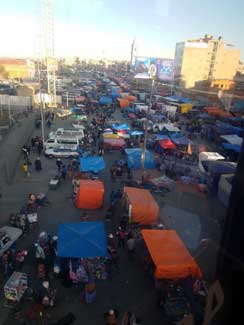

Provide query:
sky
left=0, top=0, right=243, bottom=60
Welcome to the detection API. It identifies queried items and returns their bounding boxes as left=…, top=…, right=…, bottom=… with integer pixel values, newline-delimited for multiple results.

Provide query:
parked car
left=44, top=137, right=80, bottom=149
left=0, top=226, right=23, bottom=257
left=44, top=146, right=79, bottom=159
left=49, top=128, right=84, bottom=139
left=56, top=109, right=72, bottom=118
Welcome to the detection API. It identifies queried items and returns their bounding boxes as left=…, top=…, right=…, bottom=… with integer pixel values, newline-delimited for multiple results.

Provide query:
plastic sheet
left=57, top=222, right=108, bottom=258
left=142, top=230, right=202, bottom=279
left=75, top=180, right=104, bottom=209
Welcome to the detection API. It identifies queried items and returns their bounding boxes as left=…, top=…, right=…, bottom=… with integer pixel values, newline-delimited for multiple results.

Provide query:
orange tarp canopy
left=204, top=106, right=232, bottom=117
left=142, top=229, right=202, bottom=280
left=124, top=187, right=159, bottom=225
left=75, top=180, right=104, bottom=209
left=118, top=98, right=130, bottom=108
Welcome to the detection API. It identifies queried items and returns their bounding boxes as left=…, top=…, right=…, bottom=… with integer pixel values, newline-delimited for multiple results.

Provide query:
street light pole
left=66, top=91, right=69, bottom=108
left=40, top=94, right=45, bottom=145
left=141, top=78, right=155, bottom=173
left=38, top=62, right=45, bottom=145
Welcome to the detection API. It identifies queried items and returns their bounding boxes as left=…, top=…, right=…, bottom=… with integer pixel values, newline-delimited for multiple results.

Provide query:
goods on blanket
left=69, top=257, right=108, bottom=282
left=4, top=272, right=28, bottom=302
left=27, top=213, right=38, bottom=223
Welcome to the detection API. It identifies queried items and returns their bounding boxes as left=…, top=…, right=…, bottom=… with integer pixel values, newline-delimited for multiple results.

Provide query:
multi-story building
left=174, top=35, right=240, bottom=88
left=0, top=58, right=35, bottom=80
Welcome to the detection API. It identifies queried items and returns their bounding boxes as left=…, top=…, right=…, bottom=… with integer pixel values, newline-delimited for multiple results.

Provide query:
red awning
left=158, top=139, right=176, bottom=149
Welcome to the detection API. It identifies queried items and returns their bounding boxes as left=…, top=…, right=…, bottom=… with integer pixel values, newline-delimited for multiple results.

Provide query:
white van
left=49, top=128, right=84, bottom=140
left=44, top=137, right=80, bottom=149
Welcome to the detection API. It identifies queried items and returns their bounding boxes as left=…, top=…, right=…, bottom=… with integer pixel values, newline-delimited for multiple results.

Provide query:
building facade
left=174, top=35, right=240, bottom=88
left=0, top=58, right=35, bottom=79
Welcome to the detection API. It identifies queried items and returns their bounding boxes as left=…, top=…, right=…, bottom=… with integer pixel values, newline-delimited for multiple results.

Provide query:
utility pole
left=38, top=61, right=45, bottom=144
left=39, top=0, right=57, bottom=108
left=40, top=94, right=45, bottom=144
left=66, top=91, right=69, bottom=108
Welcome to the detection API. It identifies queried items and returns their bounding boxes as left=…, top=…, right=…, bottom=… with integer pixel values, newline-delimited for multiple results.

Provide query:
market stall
left=155, top=138, right=176, bottom=153
left=79, top=156, right=105, bottom=173
left=103, top=138, right=126, bottom=151
left=142, top=229, right=202, bottom=279
left=99, top=97, right=112, bottom=105
left=125, top=148, right=155, bottom=169
left=4, top=272, right=28, bottom=302
left=103, top=133, right=120, bottom=139
left=57, top=222, right=108, bottom=281
left=123, top=187, right=159, bottom=225
left=75, top=180, right=104, bottom=209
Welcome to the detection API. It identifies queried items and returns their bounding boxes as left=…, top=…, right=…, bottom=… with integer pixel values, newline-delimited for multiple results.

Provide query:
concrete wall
left=0, top=113, right=35, bottom=185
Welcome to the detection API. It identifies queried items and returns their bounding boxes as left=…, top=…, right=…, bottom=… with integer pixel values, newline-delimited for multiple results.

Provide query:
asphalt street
left=0, top=108, right=225, bottom=324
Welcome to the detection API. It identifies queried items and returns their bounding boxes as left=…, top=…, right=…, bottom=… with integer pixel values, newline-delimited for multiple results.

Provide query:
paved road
left=0, top=109, right=224, bottom=324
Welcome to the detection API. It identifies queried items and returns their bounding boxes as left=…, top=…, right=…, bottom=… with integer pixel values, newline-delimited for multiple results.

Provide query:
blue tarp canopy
left=231, top=100, right=244, bottom=112
left=155, top=134, right=169, bottom=141
left=111, top=93, right=119, bottom=99
left=57, top=222, right=108, bottom=258
left=169, top=132, right=184, bottom=140
left=80, top=156, right=105, bottom=173
left=130, top=130, right=144, bottom=136
left=171, top=136, right=193, bottom=145
left=112, top=123, right=130, bottom=131
left=222, top=143, right=241, bottom=153
left=99, top=97, right=112, bottom=105
left=125, top=148, right=155, bottom=169
left=216, top=123, right=244, bottom=136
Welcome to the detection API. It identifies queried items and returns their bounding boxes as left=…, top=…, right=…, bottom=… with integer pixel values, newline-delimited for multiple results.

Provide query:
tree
left=0, top=65, right=9, bottom=79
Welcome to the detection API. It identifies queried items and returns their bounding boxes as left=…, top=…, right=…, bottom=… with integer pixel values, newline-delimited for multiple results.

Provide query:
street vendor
left=35, top=243, right=45, bottom=264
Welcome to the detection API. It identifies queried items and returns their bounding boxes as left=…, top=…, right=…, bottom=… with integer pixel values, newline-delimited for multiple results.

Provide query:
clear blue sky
left=0, top=0, right=243, bottom=59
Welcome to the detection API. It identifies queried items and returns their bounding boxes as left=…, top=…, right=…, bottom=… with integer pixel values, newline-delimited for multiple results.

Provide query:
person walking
left=116, top=227, right=126, bottom=248
left=22, top=145, right=29, bottom=160
left=61, top=164, right=67, bottom=180
left=110, top=190, right=116, bottom=207
left=67, top=164, right=72, bottom=178
left=37, top=140, right=43, bottom=156
left=31, top=137, right=36, bottom=148
left=23, top=162, right=29, bottom=177
left=127, top=236, right=136, bottom=261
left=27, top=159, right=33, bottom=174
left=56, top=158, right=63, bottom=172
left=35, top=157, right=42, bottom=171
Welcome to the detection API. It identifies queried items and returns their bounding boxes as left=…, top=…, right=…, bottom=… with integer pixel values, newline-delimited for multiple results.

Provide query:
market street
left=0, top=100, right=225, bottom=324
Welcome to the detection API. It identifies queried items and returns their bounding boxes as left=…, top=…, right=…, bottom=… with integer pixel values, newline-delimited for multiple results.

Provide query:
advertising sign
left=134, top=57, right=157, bottom=77
left=157, top=58, right=174, bottom=81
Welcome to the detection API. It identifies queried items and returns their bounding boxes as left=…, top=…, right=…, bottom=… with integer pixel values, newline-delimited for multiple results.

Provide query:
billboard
left=156, top=58, right=174, bottom=81
left=134, top=57, right=157, bottom=77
